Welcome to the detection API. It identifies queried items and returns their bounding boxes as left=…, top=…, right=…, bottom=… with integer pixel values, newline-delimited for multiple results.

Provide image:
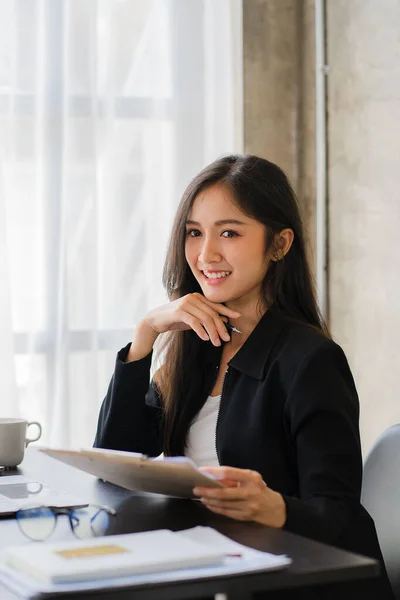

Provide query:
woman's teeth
left=204, top=271, right=231, bottom=279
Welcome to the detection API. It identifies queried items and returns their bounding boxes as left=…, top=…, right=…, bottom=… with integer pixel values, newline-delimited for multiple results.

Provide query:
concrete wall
left=327, top=0, right=400, bottom=452
left=243, top=0, right=317, bottom=266
left=243, top=0, right=300, bottom=185
left=243, top=0, right=400, bottom=453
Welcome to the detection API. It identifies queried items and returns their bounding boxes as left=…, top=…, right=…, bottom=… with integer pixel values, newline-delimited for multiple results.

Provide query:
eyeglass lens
left=16, top=506, right=56, bottom=541
left=16, top=505, right=111, bottom=541
left=69, top=506, right=110, bottom=539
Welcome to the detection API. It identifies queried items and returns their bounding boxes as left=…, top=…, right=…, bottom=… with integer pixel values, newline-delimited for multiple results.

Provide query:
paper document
left=39, top=447, right=225, bottom=498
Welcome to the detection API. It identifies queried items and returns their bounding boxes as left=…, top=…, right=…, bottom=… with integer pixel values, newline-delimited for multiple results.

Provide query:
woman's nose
left=198, top=238, right=221, bottom=265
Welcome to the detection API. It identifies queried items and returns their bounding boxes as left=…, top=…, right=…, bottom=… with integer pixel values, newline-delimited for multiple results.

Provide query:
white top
left=185, top=395, right=221, bottom=467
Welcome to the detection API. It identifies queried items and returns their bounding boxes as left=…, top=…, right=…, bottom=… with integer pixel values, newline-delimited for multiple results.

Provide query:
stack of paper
left=1, top=529, right=225, bottom=584
left=0, top=527, right=292, bottom=598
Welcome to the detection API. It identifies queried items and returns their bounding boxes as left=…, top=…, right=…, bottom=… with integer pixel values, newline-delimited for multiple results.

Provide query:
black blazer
left=94, top=309, right=393, bottom=599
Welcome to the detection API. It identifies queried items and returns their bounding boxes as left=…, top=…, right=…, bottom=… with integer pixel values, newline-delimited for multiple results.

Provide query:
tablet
left=0, top=475, right=87, bottom=516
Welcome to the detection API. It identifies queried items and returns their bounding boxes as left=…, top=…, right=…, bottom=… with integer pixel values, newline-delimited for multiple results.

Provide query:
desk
left=0, top=448, right=380, bottom=600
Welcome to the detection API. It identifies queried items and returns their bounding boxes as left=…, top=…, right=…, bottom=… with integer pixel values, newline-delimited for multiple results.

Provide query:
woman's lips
left=201, top=271, right=232, bottom=286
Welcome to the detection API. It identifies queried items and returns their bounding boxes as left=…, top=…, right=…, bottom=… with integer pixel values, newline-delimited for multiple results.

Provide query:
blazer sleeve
left=93, top=344, right=164, bottom=457
left=282, top=342, right=363, bottom=544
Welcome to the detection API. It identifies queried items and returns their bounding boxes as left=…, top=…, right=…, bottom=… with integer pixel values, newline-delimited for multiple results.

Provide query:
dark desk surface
left=0, top=448, right=379, bottom=600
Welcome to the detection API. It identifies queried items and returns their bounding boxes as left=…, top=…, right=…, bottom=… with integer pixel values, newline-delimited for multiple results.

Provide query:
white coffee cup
left=0, top=418, right=42, bottom=468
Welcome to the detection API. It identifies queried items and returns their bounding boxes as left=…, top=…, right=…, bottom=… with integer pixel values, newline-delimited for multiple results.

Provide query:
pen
left=225, top=322, right=242, bottom=335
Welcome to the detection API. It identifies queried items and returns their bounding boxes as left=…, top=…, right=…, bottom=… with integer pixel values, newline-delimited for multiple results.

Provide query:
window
left=0, top=0, right=242, bottom=447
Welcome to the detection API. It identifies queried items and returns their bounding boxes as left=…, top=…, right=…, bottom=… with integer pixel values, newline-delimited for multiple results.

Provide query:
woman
left=95, top=155, right=393, bottom=598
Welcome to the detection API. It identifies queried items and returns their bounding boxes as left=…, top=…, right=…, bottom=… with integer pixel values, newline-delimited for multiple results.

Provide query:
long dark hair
left=156, top=154, right=328, bottom=455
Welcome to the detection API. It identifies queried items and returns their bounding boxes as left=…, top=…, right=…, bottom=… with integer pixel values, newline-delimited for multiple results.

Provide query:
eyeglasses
left=16, top=504, right=116, bottom=541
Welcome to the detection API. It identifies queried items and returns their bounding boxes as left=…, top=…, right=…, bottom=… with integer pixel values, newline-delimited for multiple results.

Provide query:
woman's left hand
left=193, top=466, right=287, bottom=528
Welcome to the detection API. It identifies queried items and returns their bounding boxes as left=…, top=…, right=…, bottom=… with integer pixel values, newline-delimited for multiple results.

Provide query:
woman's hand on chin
left=193, top=466, right=287, bottom=528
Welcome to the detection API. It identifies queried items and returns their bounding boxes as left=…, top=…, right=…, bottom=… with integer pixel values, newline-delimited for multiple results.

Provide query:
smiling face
left=184, top=184, right=271, bottom=310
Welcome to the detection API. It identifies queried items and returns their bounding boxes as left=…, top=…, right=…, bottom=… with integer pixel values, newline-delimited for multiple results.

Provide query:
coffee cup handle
left=25, top=421, right=42, bottom=446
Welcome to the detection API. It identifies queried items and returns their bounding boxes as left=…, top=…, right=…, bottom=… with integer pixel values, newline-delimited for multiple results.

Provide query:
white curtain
left=0, top=0, right=242, bottom=448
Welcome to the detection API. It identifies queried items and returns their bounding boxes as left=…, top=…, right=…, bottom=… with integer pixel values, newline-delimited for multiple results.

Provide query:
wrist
left=136, top=318, right=160, bottom=341
left=259, top=490, right=287, bottom=529
left=125, top=321, right=159, bottom=363
left=270, top=491, right=287, bottom=528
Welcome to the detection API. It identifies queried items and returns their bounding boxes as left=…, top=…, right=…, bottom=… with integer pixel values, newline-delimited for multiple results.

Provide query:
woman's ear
left=270, top=229, right=294, bottom=261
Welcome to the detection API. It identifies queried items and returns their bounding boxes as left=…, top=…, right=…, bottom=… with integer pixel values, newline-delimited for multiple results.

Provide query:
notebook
left=39, top=447, right=225, bottom=498
left=0, top=526, right=292, bottom=594
left=1, top=529, right=226, bottom=584
left=0, top=475, right=87, bottom=516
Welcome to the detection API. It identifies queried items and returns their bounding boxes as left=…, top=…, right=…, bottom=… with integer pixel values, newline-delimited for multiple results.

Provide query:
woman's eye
left=221, top=230, right=239, bottom=238
left=186, top=229, right=239, bottom=238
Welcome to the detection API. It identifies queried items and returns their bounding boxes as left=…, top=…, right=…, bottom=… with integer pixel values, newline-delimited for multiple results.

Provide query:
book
left=1, top=529, right=226, bottom=584
left=0, top=527, right=292, bottom=594
left=39, top=447, right=225, bottom=498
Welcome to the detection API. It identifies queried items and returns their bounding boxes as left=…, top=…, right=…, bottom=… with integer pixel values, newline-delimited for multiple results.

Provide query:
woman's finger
left=200, top=494, right=252, bottom=507
left=212, top=316, right=232, bottom=343
left=193, top=485, right=250, bottom=501
left=200, top=466, right=263, bottom=485
left=181, top=302, right=230, bottom=345
left=175, top=294, right=240, bottom=343
left=202, top=503, right=251, bottom=521
left=185, top=307, right=223, bottom=346
left=187, top=297, right=233, bottom=342
left=192, top=293, right=241, bottom=319
left=201, top=497, right=257, bottom=513
left=180, top=314, right=210, bottom=342
left=216, top=479, right=240, bottom=488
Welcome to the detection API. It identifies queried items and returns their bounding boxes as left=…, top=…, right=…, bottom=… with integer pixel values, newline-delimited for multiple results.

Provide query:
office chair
left=361, top=424, right=400, bottom=599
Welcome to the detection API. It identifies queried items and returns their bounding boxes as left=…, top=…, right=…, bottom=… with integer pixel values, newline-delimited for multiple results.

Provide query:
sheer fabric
left=0, top=0, right=242, bottom=446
